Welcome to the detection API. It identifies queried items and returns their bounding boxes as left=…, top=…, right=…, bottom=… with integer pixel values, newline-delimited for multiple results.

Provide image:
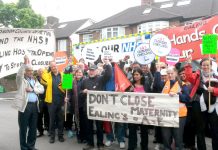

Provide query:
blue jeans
left=106, top=122, right=125, bottom=143
left=161, top=127, right=180, bottom=150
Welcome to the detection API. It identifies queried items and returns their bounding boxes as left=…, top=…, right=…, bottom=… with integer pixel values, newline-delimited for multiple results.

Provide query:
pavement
left=0, top=91, right=213, bottom=150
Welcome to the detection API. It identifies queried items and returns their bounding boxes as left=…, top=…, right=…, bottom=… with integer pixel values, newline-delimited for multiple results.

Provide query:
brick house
left=77, top=0, right=218, bottom=43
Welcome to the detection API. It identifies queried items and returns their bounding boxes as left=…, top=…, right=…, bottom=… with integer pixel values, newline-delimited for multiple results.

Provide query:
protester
left=13, top=56, right=44, bottom=150
left=128, top=68, right=151, bottom=150
left=67, top=68, right=87, bottom=143
left=161, top=66, right=190, bottom=150
left=41, top=61, right=65, bottom=143
left=36, top=68, right=49, bottom=137
left=185, top=57, right=218, bottom=150
left=104, top=60, right=126, bottom=149
left=81, top=62, right=112, bottom=150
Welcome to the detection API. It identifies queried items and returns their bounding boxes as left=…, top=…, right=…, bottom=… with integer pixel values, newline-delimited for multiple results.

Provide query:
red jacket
left=184, top=64, right=218, bottom=98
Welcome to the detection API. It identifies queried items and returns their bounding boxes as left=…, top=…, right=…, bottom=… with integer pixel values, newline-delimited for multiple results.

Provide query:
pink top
left=134, top=86, right=145, bottom=93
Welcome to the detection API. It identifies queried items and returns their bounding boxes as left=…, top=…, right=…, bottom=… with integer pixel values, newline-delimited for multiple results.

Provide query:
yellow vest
left=162, top=80, right=187, bottom=117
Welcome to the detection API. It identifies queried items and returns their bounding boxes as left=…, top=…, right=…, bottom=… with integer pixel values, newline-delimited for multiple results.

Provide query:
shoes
left=58, top=136, right=65, bottom=142
left=49, top=137, right=55, bottom=143
left=104, top=140, right=112, bottom=147
left=83, top=145, right=94, bottom=150
left=37, top=132, right=44, bottom=138
left=78, top=139, right=87, bottom=144
left=67, top=130, right=74, bottom=138
left=154, top=144, right=160, bottom=150
left=119, top=142, right=125, bottom=149
left=98, top=146, right=104, bottom=150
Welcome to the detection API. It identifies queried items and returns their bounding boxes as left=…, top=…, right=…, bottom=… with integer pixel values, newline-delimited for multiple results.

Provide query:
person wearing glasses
left=13, top=56, right=44, bottom=150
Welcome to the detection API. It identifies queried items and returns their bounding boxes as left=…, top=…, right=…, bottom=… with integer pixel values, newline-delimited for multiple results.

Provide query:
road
left=0, top=97, right=212, bottom=150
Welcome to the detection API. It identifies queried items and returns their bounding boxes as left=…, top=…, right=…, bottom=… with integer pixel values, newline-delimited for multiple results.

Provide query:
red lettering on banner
left=160, top=15, right=218, bottom=62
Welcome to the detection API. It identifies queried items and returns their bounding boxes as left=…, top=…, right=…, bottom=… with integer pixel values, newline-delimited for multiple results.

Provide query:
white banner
left=0, top=28, right=55, bottom=78
left=87, top=91, right=179, bottom=127
left=73, top=34, right=151, bottom=63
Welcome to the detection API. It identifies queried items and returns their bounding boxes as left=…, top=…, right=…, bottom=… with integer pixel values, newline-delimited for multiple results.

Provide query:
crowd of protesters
left=13, top=55, right=218, bottom=150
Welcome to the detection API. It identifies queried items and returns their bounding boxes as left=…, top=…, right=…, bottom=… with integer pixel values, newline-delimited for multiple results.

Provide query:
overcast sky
left=3, top=0, right=141, bottom=22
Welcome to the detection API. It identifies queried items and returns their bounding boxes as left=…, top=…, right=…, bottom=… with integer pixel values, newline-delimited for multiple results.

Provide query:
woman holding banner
left=184, top=57, right=218, bottom=150
left=128, top=68, right=151, bottom=150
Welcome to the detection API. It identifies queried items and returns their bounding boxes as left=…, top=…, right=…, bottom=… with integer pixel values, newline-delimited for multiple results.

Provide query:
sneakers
left=104, top=140, right=112, bottom=147
left=37, top=132, right=44, bottom=138
left=119, top=142, right=125, bottom=149
left=83, top=145, right=94, bottom=150
left=67, top=130, right=74, bottom=138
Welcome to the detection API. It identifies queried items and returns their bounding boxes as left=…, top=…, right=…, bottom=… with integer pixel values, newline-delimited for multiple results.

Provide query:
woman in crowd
left=184, top=57, right=218, bottom=150
left=67, top=68, right=87, bottom=143
left=128, top=68, right=151, bottom=150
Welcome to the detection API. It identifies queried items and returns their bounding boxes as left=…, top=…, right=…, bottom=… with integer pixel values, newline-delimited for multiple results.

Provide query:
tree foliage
left=17, top=0, right=31, bottom=9
left=0, top=0, right=44, bottom=28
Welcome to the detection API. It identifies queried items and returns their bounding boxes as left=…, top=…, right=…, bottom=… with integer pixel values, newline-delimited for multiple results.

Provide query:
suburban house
left=77, top=0, right=218, bottom=43
left=44, top=16, right=95, bottom=55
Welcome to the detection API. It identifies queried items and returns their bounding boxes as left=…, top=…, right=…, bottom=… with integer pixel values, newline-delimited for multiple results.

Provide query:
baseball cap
left=89, top=64, right=98, bottom=70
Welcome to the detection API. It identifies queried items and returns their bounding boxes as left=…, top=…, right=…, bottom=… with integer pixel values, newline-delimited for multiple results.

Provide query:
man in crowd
left=13, top=56, right=44, bottom=150
left=36, top=68, right=49, bottom=137
left=81, top=62, right=112, bottom=150
left=41, top=61, right=65, bottom=143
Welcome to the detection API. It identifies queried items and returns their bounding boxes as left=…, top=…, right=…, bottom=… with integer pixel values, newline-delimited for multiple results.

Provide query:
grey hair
left=25, top=64, right=33, bottom=71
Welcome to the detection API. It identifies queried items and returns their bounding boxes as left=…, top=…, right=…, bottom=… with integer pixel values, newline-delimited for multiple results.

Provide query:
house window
left=57, top=39, right=67, bottom=51
left=83, top=34, right=93, bottom=42
left=138, top=21, right=169, bottom=33
left=101, top=27, right=125, bottom=39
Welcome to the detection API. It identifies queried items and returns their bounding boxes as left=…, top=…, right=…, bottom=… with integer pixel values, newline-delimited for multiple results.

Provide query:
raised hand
left=24, top=55, right=30, bottom=64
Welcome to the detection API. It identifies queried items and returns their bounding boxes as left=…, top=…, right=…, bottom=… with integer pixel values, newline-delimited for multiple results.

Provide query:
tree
left=17, top=0, right=31, bottom=9
left=0, top=0, right=44, bottom=28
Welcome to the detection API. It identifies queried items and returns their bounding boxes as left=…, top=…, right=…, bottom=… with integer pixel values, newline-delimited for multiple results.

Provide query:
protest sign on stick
left=202, top=34, right=218, bottom=109
left=62, top=73, right=73, bottom=121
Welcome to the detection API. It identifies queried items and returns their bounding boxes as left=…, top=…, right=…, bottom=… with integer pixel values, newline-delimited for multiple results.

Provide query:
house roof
left=77, top=0, right=218, bottom=33
left=45, top=19, right=90, bottom=38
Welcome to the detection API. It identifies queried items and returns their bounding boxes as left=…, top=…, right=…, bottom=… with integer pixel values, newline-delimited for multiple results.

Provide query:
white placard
left=150, top=34, right=171, bottom=56
left=134, top=43, right=155, bottom=65
left=0, top=28, right=55, bottom=78
left=87, top=91, right=179, bottom=127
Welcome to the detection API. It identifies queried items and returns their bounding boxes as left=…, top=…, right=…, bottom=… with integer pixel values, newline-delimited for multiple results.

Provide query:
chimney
left=46, top=16, right=59, bottom=26
left=141, top=0, right=153, bottom=5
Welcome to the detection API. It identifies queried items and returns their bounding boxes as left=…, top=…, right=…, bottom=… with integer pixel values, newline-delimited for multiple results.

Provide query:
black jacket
left=81, top=64, right=112, bottom=110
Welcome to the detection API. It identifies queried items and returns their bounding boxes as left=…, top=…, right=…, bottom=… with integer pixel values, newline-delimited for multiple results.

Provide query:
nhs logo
left=121, top=41, right=142, bottom=52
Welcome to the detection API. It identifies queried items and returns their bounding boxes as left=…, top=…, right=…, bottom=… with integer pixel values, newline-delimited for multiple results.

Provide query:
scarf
left=73, top=79, right=80, bottom=131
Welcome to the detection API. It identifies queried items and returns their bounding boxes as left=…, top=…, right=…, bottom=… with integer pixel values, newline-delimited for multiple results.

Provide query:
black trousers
left=128, top=124, right=148, bottom=150
left=48, top=103, right=64, bottom=137
left=37, top=100, right=49, bottom=133
left=208, top=110, right=218, bottom=150
left=18, top=102, right=38, bottom=150
left=77, top=107, right=88, bottom=141
left=84, top=113, right=104, bottom=147
left=64, top=113, right=73, bottom=130
left=183, top=106, right=196, bottom=147
left=192, top=101, right=206, bottom=150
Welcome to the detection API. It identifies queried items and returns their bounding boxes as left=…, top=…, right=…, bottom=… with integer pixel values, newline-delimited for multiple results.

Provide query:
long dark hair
left=132, top=68, right=145, bottom=86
